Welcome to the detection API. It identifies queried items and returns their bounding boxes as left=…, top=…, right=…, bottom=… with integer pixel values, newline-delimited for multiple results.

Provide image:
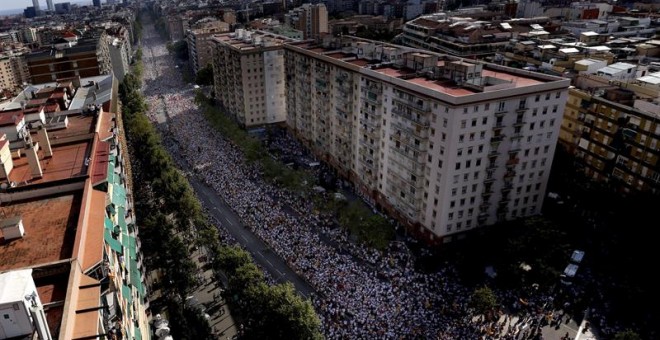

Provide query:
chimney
left=95, top=81, right=100, bottom=90
left=0, top=134, right=13, bottom=180
left=35, top=126, right=53, bottom=158
left=25, top=142, right=42, bottom=178
left=0, top=216, right=25, bottom=240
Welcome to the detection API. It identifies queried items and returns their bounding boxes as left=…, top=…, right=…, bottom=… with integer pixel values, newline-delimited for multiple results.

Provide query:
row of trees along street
left=120, top=21, right=322, bottom=339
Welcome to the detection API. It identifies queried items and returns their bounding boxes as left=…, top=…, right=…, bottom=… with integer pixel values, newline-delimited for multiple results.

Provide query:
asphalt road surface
left=188, top=175, right=316, bottom=299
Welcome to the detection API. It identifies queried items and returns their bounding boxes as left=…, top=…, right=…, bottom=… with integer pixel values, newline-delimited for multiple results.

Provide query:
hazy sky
left=0, top=0, right=89, bottom=11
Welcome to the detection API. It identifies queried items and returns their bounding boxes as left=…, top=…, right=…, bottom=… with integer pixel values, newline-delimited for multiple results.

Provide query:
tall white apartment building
left=284, top=36, right=570, bottom=242
left=211, top=30, right=294, bottom=127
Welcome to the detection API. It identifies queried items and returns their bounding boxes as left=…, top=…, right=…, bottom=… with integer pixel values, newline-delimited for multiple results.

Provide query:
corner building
left=284, top=36, right=570, bottom=242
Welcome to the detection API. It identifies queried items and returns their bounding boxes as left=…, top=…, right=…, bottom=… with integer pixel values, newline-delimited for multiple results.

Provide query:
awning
left=112, top=184, right=126, bottom=207
left=118, top=207, right=128, bottom=234
left=104, top=216, right=114, bottom=231
left=104, top=229, right=123, bottom=254
left=121, top=284, right=132, bottom=304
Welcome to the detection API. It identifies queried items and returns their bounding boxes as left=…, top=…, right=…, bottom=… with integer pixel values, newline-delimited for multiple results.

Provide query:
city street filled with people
left=137, top=23, right=615, bottom=340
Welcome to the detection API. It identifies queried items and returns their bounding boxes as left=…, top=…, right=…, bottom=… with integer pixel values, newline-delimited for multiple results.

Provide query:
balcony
left=502, top=183, right=513, bottom=191
left=490, top=135, right=505, bottom=143
left=510, top=132, right=523, bottom=140
left=504, top=171, right=515, bottom=178
left=393, top=96, right=431, bottom=113
left=488, top=149, right=500, bottom=157
left=506, top=158, right=519, bottom=166
left=482, top=190, right=493, bottom=197
left=513, top=119, right=525, bottom=127
left=516, top=105, right=528, bottom=112
left=363, top=83, right=382, bottom=94
left=391, top=107, right=431, bottom=128
left=484, top=176, right=496, bottom=183
left=360, top=117, right=380, bottom=129
left=509, top=144, right=522, bottom=153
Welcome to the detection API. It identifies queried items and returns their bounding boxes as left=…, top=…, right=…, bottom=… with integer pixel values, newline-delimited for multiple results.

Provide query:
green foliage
left=337, top=201, right=394, bottom=250
left=614, top=330, right=642, bottom=340
left=470, top=286, right=498, bottom=314
left=215, top=246, right=323, bottom=338
left=217, top=246, right=252, bottom=273
left=243, top=283, right=323, bottom=340
left=135, top=48, right=143, bottom=61
left=195, top=64, right=213, bottom=86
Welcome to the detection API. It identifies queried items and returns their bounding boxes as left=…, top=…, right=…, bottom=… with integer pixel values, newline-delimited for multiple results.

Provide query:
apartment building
left=284, top=36, right=569, bottom=242
left=187, top=19, right=230, bottom=74
left=25, top=32, right=112, bottom=85
left=211, top=30, right=293, bottom=127
left=399, top=14, right=552, bottom=58
left=0, top=75, right=150, bottom=339
left=559, top=74, right=660, bottom=194
left=0, top=46, right=30, bottom=91
left=285, top=3, right=329, bottom=40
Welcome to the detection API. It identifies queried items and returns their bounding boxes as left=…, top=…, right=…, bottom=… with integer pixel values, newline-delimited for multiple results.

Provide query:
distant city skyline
left=0, top=0, right=91, bottom=11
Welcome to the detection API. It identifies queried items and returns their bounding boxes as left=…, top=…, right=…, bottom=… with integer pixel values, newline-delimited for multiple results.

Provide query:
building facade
left=0, top=75, right=150, bottom=339
left=559, top=82, right=660, bottom=194
left=187, top=19, right=230, bottom=74
left=25, top=33, right=111, bottom=85
left=0, top=47, right=30, bottom=91
left=283, top=36, right=569, bottom=242
left=285, top=3, right=328, bottom=40
left=211, top=30, right=291, bottom=127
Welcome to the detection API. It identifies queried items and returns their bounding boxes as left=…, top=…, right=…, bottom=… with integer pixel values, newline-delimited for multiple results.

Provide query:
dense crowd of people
left=137, top=23, right=626, bottom=339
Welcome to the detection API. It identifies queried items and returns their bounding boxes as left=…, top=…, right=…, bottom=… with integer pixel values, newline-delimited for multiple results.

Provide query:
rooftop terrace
left=0, top=193, right=81, bottom=271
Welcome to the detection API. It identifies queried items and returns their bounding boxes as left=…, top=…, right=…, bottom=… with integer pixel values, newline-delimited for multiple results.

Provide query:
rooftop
left=0, top=193, right=81, bottom=271
left=8, top=141, right=88, bottom=185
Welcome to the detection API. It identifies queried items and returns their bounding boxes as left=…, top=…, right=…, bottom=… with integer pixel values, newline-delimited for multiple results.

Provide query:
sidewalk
left=189, top=246, right=238, bottom=339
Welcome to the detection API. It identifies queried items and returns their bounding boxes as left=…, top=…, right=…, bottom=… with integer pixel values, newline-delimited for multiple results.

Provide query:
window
left=453, top=175, right=459, bottom=184
left=498, top=101, right=505, bottom=111
left=535, top=94, right=540, bottom=102
left=455, top=162, right=461, bottom=170
left=485, top=103, right=490, bottom=110
left=552, top=105, right=558, bottom=113
left=556, top=91, right=561, bottom=99
left=544, top=145, right=550, bottom=153
left=443, top=118, right=447, bottom=127
left=476, top=158, right=481, bottom=166
left=472, top=119, right=477, bottom=127
left=482, top=117, right=488, bottom=125
left=438, top=160, right=443, bottom=168
left=460, top=120, right=466, bottom=128
left=449, top=212, right=454, bottom=220
left=450, top=201, right=455, bottom=208
left=545, top=93, right=550, bottom=100
left=462, top=186, right=467, bottom=194
left=550, top=119, right=555, bottom=126
left=466, top=160, right=471, bottom=168
left=468, top=147, right=473, bottom=155
left=478, top=145, right=484, bottom=153
left=459, top=135, right=464, bottom=143
left=457, top=149, right=463, bottom=156
left=463, top=107, right=468, bottom=114
left=474, top=172, right=479, bottom=180
left=532, top=108, right=538, bottom=116
left=480, top=131, right=486, bottom=140
left=469, top=133, right=475, bottom=141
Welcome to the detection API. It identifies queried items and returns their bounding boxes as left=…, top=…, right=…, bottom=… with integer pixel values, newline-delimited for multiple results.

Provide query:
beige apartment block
left=187, top=19, right=230, bottom=74
left=211, top=30, right=293, bottom=127
left=284, top=36, right=570, bottom=243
